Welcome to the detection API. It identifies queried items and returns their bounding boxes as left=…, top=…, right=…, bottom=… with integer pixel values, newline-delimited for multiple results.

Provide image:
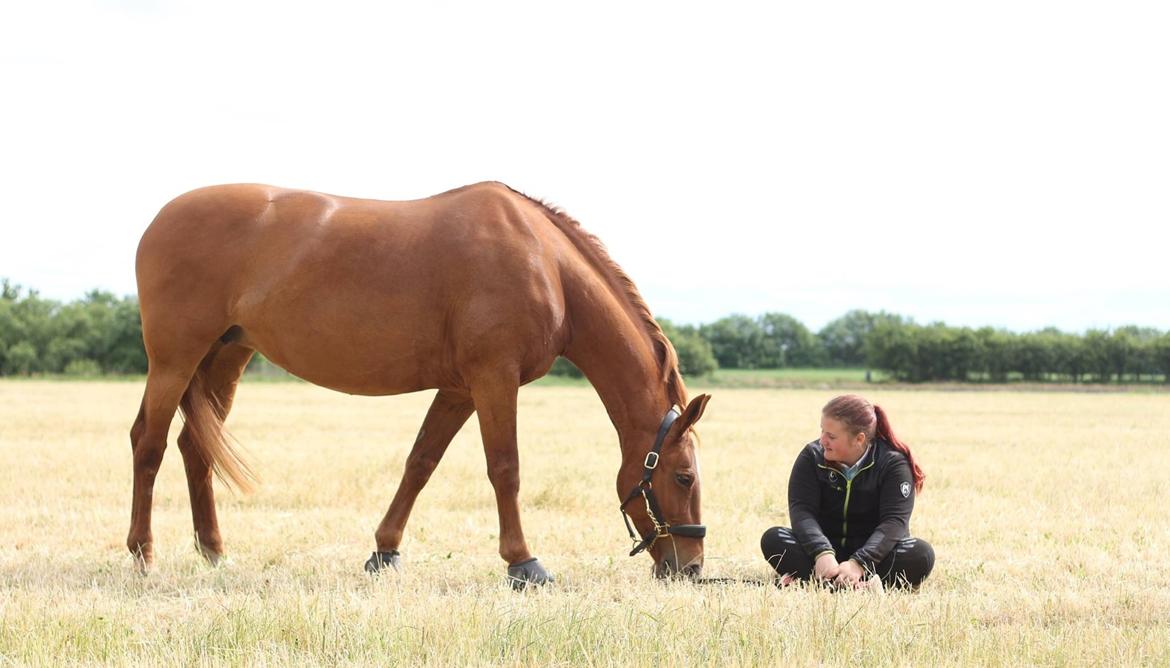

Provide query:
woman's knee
left=761, top=526, right=815, bottom=579
left=909, top=537, right=935, bottom=579
left=760, top=526, right=796, bottom=558
left=885, top=537, right=934, bottom=587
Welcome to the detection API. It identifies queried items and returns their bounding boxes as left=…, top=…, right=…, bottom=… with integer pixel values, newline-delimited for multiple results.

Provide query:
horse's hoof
left=196, top=541, right=225, bottom=567
left=365, top=550, right=401, bottom=574
left=128, top=544, right=152, bottom=575
left=507, top=557, right=554, bottom=591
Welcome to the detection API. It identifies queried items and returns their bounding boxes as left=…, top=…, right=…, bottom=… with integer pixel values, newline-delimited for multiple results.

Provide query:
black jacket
left=787, top=438, right=915, bottom=571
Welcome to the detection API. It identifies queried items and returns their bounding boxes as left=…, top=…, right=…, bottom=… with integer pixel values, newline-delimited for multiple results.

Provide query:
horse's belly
left=236, top=310, right=452, bottom=396
left=269, top=346, right=435, bottom=396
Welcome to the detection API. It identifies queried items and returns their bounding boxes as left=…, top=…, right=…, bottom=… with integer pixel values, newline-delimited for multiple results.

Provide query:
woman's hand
left=834, top=559, right=866, bottom=588
left=813, top=552, right=840, bottom=581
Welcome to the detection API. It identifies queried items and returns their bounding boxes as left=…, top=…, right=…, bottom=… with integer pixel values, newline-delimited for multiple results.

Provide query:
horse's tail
left=179, top=366, right=259, bottom=494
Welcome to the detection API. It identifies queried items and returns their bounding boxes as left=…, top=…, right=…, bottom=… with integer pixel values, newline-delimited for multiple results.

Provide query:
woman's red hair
left=822, top=395, right=925, bottom=492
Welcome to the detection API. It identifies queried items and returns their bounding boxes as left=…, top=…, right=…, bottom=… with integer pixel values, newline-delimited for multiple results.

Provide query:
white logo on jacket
left=900, top=481, right=911, bottom=498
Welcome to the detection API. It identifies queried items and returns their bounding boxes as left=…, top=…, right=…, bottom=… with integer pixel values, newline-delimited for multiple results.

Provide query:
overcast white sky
left=2, top=1, right=1167, bottom=333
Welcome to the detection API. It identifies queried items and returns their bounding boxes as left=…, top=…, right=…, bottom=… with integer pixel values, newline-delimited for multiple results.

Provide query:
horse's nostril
left=682, top=563, right=702, bottom=578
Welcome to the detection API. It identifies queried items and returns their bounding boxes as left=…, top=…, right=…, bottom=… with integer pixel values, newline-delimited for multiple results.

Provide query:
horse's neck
left=561, top=281, right=669, bottom=449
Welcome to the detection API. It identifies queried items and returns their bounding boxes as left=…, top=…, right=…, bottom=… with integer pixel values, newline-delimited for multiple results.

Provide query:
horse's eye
left=675, top=473, right=694, bottom=487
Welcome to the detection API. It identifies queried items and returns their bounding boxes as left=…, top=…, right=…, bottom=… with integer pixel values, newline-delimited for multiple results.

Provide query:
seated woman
left=761, top=394, right=934, bottom=590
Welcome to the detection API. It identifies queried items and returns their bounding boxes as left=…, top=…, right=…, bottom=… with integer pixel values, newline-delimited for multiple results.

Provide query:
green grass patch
left=530, top=367, right=885, bottom=390
left=698, top=367, right=884, bottom=387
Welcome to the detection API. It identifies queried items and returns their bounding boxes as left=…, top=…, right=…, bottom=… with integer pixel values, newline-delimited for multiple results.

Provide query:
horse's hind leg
left=176, top=342, right=255, bottom=564
left=127, top=358, right=203, bottom=569
left=368, top=389, right=474, bottom=572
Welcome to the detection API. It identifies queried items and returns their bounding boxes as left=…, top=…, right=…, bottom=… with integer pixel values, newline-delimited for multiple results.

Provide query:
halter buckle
left=643, top=451, right=659, bottom=469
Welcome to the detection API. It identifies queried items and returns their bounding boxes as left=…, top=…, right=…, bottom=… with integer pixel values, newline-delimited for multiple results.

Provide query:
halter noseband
left=619, top=407, right=707, bottom=557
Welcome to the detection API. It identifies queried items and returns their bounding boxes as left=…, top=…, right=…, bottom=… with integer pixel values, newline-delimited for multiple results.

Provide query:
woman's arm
left=850, top=454, right=914, bottom=572
left=788, top=447, right=834, bottom=560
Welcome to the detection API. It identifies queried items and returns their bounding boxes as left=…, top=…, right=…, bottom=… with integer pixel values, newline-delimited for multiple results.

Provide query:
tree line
left=562, top=310, right=1170, bottom=384
left=3, top=279, right=1168, bottom=383
left=0, top=281, right=146, bottom=376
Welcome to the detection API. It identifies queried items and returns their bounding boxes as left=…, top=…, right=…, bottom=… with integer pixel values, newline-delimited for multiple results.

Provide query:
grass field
left=1, top=380, right=1168, bottom=666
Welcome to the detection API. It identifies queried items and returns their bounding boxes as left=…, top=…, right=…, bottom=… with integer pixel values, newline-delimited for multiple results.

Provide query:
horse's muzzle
left=655, top=553, right=704, bottom=579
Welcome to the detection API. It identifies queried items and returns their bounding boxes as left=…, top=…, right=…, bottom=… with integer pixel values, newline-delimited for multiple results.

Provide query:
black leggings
left=760, top=526, right=934, bottom=589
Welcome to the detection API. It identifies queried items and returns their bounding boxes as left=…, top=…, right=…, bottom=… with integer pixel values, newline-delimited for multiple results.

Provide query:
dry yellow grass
left=1, top=380, right=1168, bottom=666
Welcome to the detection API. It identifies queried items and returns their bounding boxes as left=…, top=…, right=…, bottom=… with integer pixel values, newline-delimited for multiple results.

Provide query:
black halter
left=619, top=408, right=707, bottom=556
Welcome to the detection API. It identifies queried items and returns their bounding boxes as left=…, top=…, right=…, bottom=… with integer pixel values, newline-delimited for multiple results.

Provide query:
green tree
left=0, top=288, right=55, bottom=375
left=0, top=301, right=14, bottom=371
left=1082, top=329, right=1113, bottom=382
left=1, top=279, right=19, bottom=301
left=659, top=319, right=718, bottom=377
left=912, top=323, right=946, bottom=381
left=1116, top=326, right=1160, bottom=381
left=941, top=326, right=982, bottom=381
left=818, top=310, right=905, bottom=367
left=0, top=283, right=30, bottom=367
left=97, top=294, right=147, bottom=373
left=5, top=341, right=38, bottom=375
left=699, top=315, right=764, bottom=369
left=865, top=319, right=919, bottom=381
left=1044, top=329, right=1085, bottom=382
left=0, top=281, right=148, bottom=376
left=976, top=327, right=1012, bottom=382
left=1010, top=333, right=1054, bottom=382
left=547, top=357, right=584, bottom=378
left=1106, top=329, right=1135, bottom=382
left=758, top=312, right=823, bottom=367
left=1153, top=333, right=1170, bottom=383
left=44, top=337, right=89, bottom=372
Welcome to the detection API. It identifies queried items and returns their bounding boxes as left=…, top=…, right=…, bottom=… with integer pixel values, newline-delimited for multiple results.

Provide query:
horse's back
left=136, top=183, right=570, bottom=394
left=140, top=181, right=545, bottom=265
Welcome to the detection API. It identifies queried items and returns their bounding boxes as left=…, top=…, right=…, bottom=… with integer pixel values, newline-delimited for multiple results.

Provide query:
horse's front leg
left=368, top=389, right=474, bottom=573
left=470, top=377, right=553, bottom=590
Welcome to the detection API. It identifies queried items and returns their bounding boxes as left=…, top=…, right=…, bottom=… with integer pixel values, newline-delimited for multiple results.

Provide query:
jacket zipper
left=836, top=460, right=876, bottom=546
left=842, top=479, right=853, bottom=541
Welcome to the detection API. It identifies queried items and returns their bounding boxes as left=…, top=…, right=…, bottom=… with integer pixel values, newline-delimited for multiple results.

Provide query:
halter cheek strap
left=619, top=408, right=707, bottom=556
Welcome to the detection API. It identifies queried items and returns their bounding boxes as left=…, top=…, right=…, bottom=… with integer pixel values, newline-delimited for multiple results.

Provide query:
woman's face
left=820, top=416, right=868, bottom=465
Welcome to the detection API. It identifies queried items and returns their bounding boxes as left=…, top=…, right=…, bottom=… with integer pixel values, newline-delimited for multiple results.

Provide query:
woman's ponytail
left=873, top=404, right=925, bottom=492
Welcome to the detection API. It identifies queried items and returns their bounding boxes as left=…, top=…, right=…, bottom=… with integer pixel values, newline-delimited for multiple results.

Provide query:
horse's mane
left=503, top=184, right=689, bottom=409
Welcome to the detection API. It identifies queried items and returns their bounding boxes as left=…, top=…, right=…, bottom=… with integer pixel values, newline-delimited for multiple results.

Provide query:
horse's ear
left=676, top=394, right=711, bottom=432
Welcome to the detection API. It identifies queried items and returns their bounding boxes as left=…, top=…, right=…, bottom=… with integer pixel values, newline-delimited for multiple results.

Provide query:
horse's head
left=618, top=394, right=711, bottom=579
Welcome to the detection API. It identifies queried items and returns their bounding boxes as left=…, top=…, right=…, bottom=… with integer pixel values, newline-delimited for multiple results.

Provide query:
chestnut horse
left=128, top=182, right=710, bottom=585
